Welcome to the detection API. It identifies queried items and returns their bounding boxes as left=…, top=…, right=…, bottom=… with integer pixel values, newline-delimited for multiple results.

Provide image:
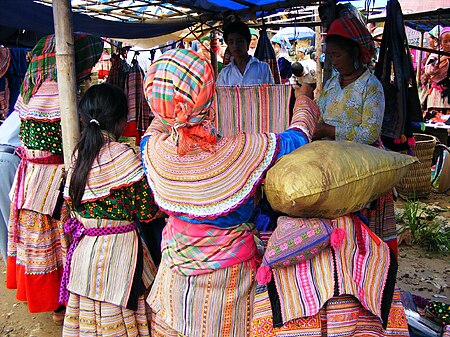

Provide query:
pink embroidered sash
left=59, top=217, right=136, bottom=304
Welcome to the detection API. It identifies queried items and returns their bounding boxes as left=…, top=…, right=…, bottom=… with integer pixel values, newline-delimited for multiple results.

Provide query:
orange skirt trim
left=6, top=256, right=63, bottom=313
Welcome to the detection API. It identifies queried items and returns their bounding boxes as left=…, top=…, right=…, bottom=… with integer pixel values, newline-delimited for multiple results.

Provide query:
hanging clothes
left=92, top=50, right=111, bottom=80
left=0, top=47, right=11, bottom=118
left=106, top=53, right=130, bottom=90
left=123, top=57, right=153, bottom=144
left=254, top=30, right=282, bottom=84
left=374, top=0, right=423, bottom=151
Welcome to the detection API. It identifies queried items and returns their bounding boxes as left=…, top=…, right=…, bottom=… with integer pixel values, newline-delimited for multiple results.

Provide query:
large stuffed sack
left=265, top=140, right=418, bottom=218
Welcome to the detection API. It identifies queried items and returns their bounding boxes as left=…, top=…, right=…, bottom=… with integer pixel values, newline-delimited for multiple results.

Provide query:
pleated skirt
left=7, top=207, right=68, bottom=313
left=251, top=287, right=410, bottom=337
left=63, top=293, right=151, bottom=337
left=147, top=260, right=255, bottom=337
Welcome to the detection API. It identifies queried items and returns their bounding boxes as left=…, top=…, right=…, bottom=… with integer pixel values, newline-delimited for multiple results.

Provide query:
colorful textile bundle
left=255, top=216, right=334, bottom=285
left=213, top=84, right=291, bottom=137
left=270, top=214, right=394, bottom=324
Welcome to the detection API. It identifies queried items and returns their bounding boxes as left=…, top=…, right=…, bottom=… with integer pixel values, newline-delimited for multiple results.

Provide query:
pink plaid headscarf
left=144, top=48, right=217, bottom=156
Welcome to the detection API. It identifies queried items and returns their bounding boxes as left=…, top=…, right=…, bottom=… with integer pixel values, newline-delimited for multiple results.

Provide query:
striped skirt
left=361, top=192, right=398, bottom=256
left=427, top=87, right=450, bottom=110
left=6, top=206, right=69, bottom=313
left=251, top=286, right=410, bottom=336
left=63, top=293, right=151, bottom=337
left=147, top=260, right=255, bottom=337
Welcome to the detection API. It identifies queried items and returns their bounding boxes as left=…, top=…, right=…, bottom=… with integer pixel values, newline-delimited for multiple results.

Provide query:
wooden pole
left=210, top=30, right=218, bottom=78
left=314, top=8, right=323, bottom=95
left=52, top=0, right=79, bottom=170
left=416, top=31, right=424, bottom=86
left=322, top=0, right=336, bottom=85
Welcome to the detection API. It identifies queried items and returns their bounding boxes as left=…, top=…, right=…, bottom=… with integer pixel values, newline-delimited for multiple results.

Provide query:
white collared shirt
left=216, top=56, right=275, bottom=86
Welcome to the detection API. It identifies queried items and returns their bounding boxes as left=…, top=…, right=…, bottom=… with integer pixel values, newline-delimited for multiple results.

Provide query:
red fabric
left=6, top=256, right=63, bottom=313
left=327, top=16, right=376, bottom=64
left=122, top=120, right=137, bottom=137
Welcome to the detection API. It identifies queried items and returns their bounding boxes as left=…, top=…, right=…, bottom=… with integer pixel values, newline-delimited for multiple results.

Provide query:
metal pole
left=52, top=0, right=79, bottom=169
left=416, top=31, right=424, bottom=86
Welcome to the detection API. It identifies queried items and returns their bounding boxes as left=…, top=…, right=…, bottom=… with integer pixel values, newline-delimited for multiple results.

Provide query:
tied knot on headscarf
left=173, top=95, right=189, bottom=126
left=144, top=49, right=218, bottom=156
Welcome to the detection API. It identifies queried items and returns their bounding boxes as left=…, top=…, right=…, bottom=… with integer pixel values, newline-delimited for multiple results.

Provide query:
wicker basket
left=396, top=133, right=437, bottom=199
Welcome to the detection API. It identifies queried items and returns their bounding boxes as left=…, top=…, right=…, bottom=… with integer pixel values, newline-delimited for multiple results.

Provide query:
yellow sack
left=265, top=140, right=418, bottom=218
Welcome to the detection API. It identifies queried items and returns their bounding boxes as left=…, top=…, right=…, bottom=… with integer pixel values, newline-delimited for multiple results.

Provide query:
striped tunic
left=64, top=141, right=159, bottom=309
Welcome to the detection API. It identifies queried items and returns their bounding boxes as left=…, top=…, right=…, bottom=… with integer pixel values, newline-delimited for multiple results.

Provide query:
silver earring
left=353, top=59, right=360, bottom=70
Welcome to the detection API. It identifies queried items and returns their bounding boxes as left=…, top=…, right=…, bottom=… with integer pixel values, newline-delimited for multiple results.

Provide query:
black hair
left=69, top=83, right=128, bottom=210
left=291, top=61, right=304, bottom=77
left=325, top=34, right=360, bottom=61
left=223, top=20, right=252, bottom=45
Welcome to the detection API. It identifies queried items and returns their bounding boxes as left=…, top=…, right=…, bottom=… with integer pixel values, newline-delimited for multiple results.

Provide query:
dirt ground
left=0, top=192, right=449, bottom=337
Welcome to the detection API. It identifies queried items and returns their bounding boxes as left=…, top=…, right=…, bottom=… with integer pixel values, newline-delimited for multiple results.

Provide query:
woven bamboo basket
left=396, top=133, right=437, bottom=199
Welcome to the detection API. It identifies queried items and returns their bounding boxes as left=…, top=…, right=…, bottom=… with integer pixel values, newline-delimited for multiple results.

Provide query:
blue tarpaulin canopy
left=1, top=0, right=448, bottom=45
left=0, top=0, right=323, bottom=39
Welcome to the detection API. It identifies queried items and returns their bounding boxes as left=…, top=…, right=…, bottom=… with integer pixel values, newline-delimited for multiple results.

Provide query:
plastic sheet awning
left=0, top=0, right=323, bottom=41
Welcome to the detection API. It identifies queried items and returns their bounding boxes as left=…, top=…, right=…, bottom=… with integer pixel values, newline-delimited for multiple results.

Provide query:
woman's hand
left=313, top=122, right=335, bottom=140
left=294, top=83, right=315, bottom=100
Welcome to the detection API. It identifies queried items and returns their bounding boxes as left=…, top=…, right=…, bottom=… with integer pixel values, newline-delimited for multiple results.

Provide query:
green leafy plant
left=397, top=198, right=450, bottom=254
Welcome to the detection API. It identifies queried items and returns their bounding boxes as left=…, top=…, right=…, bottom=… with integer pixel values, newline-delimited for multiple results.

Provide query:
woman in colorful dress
left=251, top=17, right=409, bottom=337
left=61, top=83, right=160, bottom=336
left=423, top=26, right=450, bottom=118
left=6, top=33, right=103, bottom=323
left=313, top=16, right=399, bottom=256
left=141, top=48, right=319, bottom=337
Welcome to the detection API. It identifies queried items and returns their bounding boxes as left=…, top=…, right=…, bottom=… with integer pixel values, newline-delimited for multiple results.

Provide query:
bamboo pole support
left=52, top=0, right=79, bottom=170
left=416, top=31, right=424, bottom=86
left=314, top=8, right=323, bottom=95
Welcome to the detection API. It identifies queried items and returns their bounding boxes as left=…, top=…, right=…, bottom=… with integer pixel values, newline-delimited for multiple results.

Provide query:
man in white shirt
left=0, top=110, right=21, bottom=265
left=216, top=21, right=274, bottom=86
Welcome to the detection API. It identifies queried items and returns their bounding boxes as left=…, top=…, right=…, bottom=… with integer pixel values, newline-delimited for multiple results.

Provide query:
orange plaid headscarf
left=144, top=48, right=217, bottom=156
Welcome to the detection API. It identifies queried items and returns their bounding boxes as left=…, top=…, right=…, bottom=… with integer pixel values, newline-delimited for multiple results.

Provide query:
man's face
left=250, top=35, right=258, bottom=49
left=226, top=32, right=250, bottom=58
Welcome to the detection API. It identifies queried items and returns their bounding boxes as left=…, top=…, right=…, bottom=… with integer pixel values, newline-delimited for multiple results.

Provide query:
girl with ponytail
left=62, top=83, right=161, bottom=336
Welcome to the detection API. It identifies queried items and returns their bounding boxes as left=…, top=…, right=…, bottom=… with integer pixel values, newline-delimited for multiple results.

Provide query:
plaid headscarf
left=144, top=48, right=217, bottom=156
left=20, top=33, right=103, bottom=103
left=327, top=16, right=376, bottom=64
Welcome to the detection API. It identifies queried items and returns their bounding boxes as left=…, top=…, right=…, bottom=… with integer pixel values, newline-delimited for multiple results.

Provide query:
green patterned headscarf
left=20, top=33, right=103, bottom=103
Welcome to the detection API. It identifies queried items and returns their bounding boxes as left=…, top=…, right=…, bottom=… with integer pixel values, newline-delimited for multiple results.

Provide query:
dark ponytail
left=69, top=83, right=128, bottom=210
